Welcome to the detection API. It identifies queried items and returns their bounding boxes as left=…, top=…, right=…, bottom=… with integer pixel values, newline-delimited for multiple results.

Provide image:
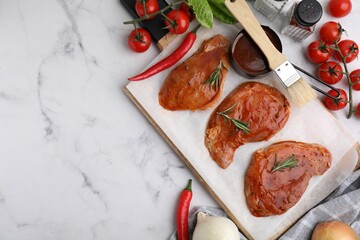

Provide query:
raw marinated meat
left=205, top=82, right=290, bottom=169
left=159, top=34, right=230, bottom=110
left=245, top=141, right=332, bottom=217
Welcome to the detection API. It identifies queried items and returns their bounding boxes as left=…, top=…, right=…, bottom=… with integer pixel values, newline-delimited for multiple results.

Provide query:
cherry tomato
left=323, top=88, right=348, bottom=111
left=318, top=61, right=343, bottom=85
left=350, top=69, right=360, bottom=91
left=135, top=0, right=159, bottom=19
left=127, top=28, right=151, bottom=53
left=306, top=40, right=332, bottom=64
left=356, top=103, right=360, bottom=118
left=334, top=39, right=359, bottom=63
left=164, top=10, right=190, bottom=34
left=328, top=0, right=352, bottom=18
left=319, top=21, right=344, bottom=44
left=180, top=2, right=194, bottom=21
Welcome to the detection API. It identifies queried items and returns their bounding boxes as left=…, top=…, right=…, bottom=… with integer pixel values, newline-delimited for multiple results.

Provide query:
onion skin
left=311, top=221, right=360, bottom=240
left=193, top=212, right=240, bottom=240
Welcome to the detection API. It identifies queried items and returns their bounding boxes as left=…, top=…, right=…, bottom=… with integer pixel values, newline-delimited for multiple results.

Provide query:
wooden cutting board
left=124, top=21, right=359, bottom=240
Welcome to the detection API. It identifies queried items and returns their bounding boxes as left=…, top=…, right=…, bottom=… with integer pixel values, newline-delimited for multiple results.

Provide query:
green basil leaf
left=188, top=0, right=213, bottom=28
left=208, top=0, right=237, bottom=24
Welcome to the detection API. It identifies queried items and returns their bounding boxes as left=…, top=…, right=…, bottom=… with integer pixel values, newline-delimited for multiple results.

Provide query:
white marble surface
left=0, top=0, right=359, bottom=239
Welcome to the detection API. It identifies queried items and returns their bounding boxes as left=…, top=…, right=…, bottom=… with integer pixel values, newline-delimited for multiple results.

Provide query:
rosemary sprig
left=204, top=61, right=223, bottom=91
left=217, top=104, right=250, bottom=134
left=271, top=154, right=298, bottom=173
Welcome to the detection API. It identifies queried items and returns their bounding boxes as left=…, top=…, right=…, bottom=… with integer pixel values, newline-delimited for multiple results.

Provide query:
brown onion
left=311, top=221, right=359, bottom=240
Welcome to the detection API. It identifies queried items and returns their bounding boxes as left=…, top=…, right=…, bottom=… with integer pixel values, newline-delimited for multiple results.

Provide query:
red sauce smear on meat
left=245, top=141, right=332, bottom=217
left=205, top=82, right=290, bottom=169
left=159, top=35, right=230, bottom=111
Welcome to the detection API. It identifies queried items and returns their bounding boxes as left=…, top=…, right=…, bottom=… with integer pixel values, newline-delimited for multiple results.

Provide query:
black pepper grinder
left=280, top=0, right=323, bottom=41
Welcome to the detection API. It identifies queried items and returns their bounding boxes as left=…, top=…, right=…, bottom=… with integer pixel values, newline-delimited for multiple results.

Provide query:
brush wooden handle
left=225, top=0, right=287, bottom=70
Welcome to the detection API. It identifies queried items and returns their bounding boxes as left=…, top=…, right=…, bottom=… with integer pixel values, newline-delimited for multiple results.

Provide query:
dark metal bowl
left=231, top=26, right=282, bottom=78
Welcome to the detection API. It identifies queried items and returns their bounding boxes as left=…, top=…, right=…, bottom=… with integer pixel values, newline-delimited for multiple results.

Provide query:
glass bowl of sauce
left=231, top=26, right=282, bottom=78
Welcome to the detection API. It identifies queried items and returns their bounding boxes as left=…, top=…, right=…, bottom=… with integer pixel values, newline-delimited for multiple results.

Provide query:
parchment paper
left=124, top=22, right=358, bottom=240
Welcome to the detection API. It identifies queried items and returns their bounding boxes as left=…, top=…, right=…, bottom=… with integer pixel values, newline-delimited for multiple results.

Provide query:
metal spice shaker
left=280, top=0, right=323, bottom=41
left=254, top=0, right=289, bottom=21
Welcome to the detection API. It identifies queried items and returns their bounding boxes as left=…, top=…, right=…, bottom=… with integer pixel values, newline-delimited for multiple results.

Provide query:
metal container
left=231, top=25, right=282, bottom=78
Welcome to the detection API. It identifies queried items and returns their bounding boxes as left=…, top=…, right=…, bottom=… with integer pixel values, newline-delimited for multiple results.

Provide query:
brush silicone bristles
left=287, top=78, right=317, bottom=107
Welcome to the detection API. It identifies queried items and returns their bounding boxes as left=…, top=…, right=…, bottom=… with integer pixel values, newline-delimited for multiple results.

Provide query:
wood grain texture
left=225, top=0, right=287, bottom=69
left=157, top=32, right=177, bottom=51
left=355, top=143, right=360, bottom=170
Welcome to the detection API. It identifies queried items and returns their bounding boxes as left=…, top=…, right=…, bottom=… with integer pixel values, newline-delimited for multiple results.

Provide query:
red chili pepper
left=176, top=179, right=192, bottom=240
left=128, top=25, right=201, bottom=81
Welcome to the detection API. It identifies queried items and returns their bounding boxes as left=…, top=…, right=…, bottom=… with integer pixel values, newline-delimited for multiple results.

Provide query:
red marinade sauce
left=232, top=29, right=281, bottom=77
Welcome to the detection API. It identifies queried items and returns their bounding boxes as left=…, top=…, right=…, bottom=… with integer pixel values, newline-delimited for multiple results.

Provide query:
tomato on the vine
left=323, top=88, right=348, bottom=111
left=328, top=0, right=352, bottom=18
left=350, top=69, right=360, bottom=91
left=135, top=0, right=159, bottom=19
left=319, top=21, right=344, bottom=44
left=333, top=39, right=359, bottom=63
left=180, top=2, right=194, bottom=21
left=318, top=61, right=343, bottom=85
left=307, top=40, right=332, bottom=64
left=127, top=28, right=151, bottom=53
left=164, top=10, right=190, bottom=34
left=356, top=103, right=360, bottom=118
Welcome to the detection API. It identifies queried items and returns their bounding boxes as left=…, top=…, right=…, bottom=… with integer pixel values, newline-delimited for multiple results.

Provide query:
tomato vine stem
left=329, top=41, right=355, bottom=119
left=123, top=0, right=185, bottom=26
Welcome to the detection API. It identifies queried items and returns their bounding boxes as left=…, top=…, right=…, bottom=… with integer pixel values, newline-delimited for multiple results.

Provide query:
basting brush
left=225, top=0, right=316, bottom=107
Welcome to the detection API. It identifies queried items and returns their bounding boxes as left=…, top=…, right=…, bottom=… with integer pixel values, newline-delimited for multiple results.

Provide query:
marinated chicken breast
left=245, top=141, right=332, bottom=217
left=205, top=82, right=290, bottom=169
left=159, top=34, right=230, bottom=111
